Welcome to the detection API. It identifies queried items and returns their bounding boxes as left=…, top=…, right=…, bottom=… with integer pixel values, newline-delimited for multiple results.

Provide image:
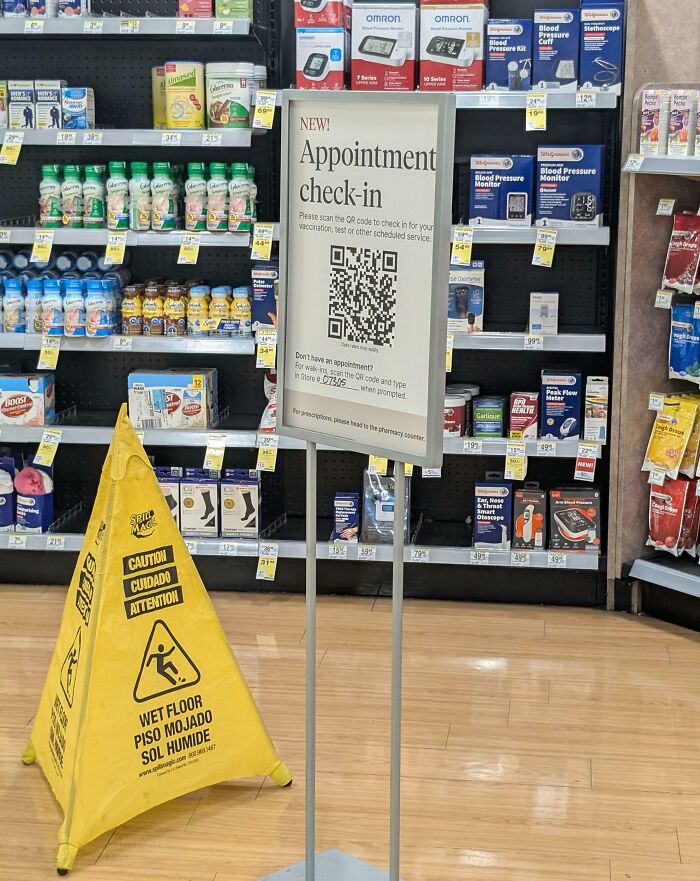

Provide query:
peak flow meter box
left=419, top=4, right=487, bottom=92
left=351, top=3, right=418, bottom=91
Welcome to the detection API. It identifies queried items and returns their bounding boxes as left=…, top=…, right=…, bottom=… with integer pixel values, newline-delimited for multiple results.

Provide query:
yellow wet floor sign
left=22, top=405, right=291, bottom=874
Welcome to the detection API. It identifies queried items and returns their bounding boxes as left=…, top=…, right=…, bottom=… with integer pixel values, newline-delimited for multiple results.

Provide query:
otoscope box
left=473, top=482, right=512, bottom=549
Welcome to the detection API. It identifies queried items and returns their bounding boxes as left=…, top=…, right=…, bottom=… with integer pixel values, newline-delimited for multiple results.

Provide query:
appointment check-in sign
left=277, top=91, right=455, bottom=467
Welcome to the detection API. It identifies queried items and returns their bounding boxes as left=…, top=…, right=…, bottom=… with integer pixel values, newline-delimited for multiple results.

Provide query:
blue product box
left=0, top=457, right=15, bottom=533
left=474, top=482, right=513, bottom=549
left=540, top=369, right=582, bottom=439
left=61, top=87, right=95, bottom=130
left=469, top=155, right=535, bottom=227
left=0, top=373, right=56, bottom=426
left=533, top=9, right=580, bottom=91
left=448, top=261, right=485, bottom=333
left=155, top=466, right=182, bottom=528
left=485, top=19, right=533, bottom=91
left=473, top=395, right=506, bottom=437
left=579, top=2, right=624, bottom=95
left=334, top=492, right=359, bottom=543
left=180, top=469, right=220, bottom=538
left=15, top=462, right=53, bottom=533
left=535, top=145, right=604, bottom=228
left=252, top=262, right=279, bottom=332
left=221, top=469, right=260, bottom=539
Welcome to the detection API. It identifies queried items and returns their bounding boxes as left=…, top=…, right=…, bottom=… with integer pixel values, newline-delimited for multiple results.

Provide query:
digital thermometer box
left=579, top=2, right=624, bottom=94
left=419, top=4, right=487, bottom=92
left=512, top=489, right=547, bottom=550
left=535, top=145, right=604, bottom=227
left=469, top=154, right=535, bottom=227
left=532, top=9, right=580, bottom=91
left=485, top=19, right=533, bottom=92
left=351, top=3, right=417, bottom=91
left=294, top=0, right=352, bottom=29
left=296, top=27, right=348, bottom=90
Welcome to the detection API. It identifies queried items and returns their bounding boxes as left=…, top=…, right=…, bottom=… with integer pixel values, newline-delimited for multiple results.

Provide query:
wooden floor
left=3, top=587, right=700, bottom=881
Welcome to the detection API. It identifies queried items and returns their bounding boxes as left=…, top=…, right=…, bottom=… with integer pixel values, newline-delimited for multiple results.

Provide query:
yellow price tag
left=0, top=131, right=24, bottom=166
left=252, top=90, right=278, bottom=130
left=104, top=231, right=127, bottom=267
left=251, top=223, right=274, bottom=261
left=526, top=92, right=547, bottom=131
left=119, top=18, right=140, bottom=33
left=177, top=232, right=201, bottom=265
left=30, top=229, right=54, bottom=264
left=191, top=374, right=204, bottom=391
left=256, top=446, right=278, bottom=472
left=256, top=343, right=276, bottom=369
left=368, top=455, right=388, bottom=476
left=504, top=440, right=527, bottom=481
left=34, top=427, right=62, bottom=467
left=445, top=332, right=454, bottom=373
left=450, top=225, right=473, bottom=266
left=256, top=544, right=279, bottom=581
left=405, top=463, right=414, bottom=476
left=532, top=229, right=557, bottom=268
left=38, top=335, right=61, bottom=370
left=203, top=432, right=226, bottom=471
left=0, top=229, right=11, bottom=243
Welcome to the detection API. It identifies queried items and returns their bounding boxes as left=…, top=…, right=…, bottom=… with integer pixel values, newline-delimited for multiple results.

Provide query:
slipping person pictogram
left=133, top=619, right=200, bottom=703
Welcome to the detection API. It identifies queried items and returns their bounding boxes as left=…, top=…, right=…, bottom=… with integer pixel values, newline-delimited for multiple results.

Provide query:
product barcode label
left=648, top=469, right=666, bottom=486
left=256, top=542, right=279, bottom=581
left=0, top=230, right=10, bottom=243
left=252, top=90, right=278, bottom=130
left=526, top=92, right=547, bottom=131
left=30, top=229, right=54, bottom=264
left=177, top=232, right=200, bottom=265
left=0, top=131, right=24, bottom=166
left=445, top=332, right=454, bottom=372
left=470, top=550, right=490, bottom=566
left=410, top=546, right=430, bottom=564
left=328, top=543, right=347, bottom=560
left=113, top=335, right=133, bottom=351
left=368, top=455, right=388, bottom=475
left=532, top=229, right=557, bottom=268
left=547, top=552, right=567, bottom=569
left=203, top=433, right=227, bottom=471
left=38, top=335, right=61, bottom=370
left=357, top=544, right=377, bottom=562
left=510, top=551, right=530, bottom=567
left=450, top=225, right=473, bottom=266
left=34, top=427, right=62, bottom=467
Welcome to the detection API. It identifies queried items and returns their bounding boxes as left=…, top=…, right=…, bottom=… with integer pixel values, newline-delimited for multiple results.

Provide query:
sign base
left=258, top=849, right=399, bottom=881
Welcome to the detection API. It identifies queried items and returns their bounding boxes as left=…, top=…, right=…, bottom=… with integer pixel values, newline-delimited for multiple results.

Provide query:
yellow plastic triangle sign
left=22, top=405, right=291, bottom=874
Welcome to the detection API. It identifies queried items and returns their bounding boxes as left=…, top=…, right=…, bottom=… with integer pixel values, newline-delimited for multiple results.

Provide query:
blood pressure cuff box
left=512, top=489, right=547, bottom=550
left=294, top=0, right=351, bottom=29
left=469, top=155, right=534, bottom=227
left=579, top=2, right=624, bottom=94
left=351, top=3, right=417, bottom=91
left=549, top=488, right=600, bottom=552
left=448, top=260, right=484, bottom=332
left=535, top=145, right=604, bottom=227
left=296, top=27, right=349, bottom=91
left=532, top=9, right=580, bottom=91
left=485, top=19, right=533, bottom=91
left=419, top=4, right=487, bottom=92
left=473, top=482, right=512, bottom=549
left=540, top=369, right=582, bottom=440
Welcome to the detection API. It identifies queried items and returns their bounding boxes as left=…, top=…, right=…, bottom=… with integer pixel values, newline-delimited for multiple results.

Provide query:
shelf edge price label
left=368, top=455, right=388, bottom=476
left=623, top=154, right=644, bottom=172
left=46, top=535, right=66, bottom=551
left=177, top=232, right=200, bottom=265
left=470, top=549, right=490, bottom=566
left=329, top=542, right=348, bottom=561
left=83, top=17, right=104, bottom=33
left=479, top=92, right=500, bottom=108
left=162, top=131, right=182, bottom=147
left=421, top=467, right=441, bottom=478
left=648, top=392, right=665, bottom=412
left=657, top=198, right=676, bottom=216
left=575, top=90, right=596, bottom=109
left=357, top=543, right=377, bottom=562
left=410, top=546, right=430, bottom=564
left=694, top=301, right=700, bottom=321
left=256, top=342, right=276, bottom=369
left=256, top=433, right=279, bottom=472
left=35, top=427, right=63, bottom=468
left=524, top=334, right=544, bottom=350
left=175, top=18, right=196, bottom=34
left=574, top=441, right=599, bottom=482
left=8, top=534, right=27, bottom=550
left=445, top=332, right=454, bottom=373
left=30, top=229, right=54, bottom=264
left=203, top=432, right=227, bottom=471
left=510, top=550, right=530, bottom=567
left=532, top=229, right=557, bottom=268
left=83, top=131, right=104, bottom=146
left=119, top=18, right=140, bottom=33
left=404, top=463, right=414, bottom=477
left=256, top=542, right=279, bottom=581
left=24, top=17, right=45, bottom=31
left=655, top=289, right=672, bottom=309
left=202, top=132, right=223, bottom=147
left=135, top=430, right=144, bottom=445
left=57, top=131, right=77, bottom=145
left=648, top=469, right=666, bottom=486
left=536, top=439, right=557, bottom=457
left=38, top=334, right=61, bottom=370
left=547, top=552, right=567, bottom=569
left=463, top=438, right=483, bottom=455
left=251, top=222, right=274, bottom=261
left=505, top=439, right=527, bottom=481
left=113, top=335, right=133, bottom=351
left=218, top=541, right=237, bottom=556
left=253, top=90, right=278, bottom=130
left=0, top=131, right=24, bottom=166
left=525, top=92, right=547, bottom=131
left=104, top=231, right=127, bottom=267
left=0, top=230, right=11, bottom=243
left=450, top=225, right=473, bottom=266
left=213, top=18, right=234, bottom=34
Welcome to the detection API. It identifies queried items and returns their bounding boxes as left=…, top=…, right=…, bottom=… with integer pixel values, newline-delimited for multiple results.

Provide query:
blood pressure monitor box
left=549, top=488, right=600, bottom=552
left=294, top=0, right=351, bottom=29
left=469, top=155, right=534, bottom=227
left=419, top=4, right=487, bottom=92
left=351, top=3, right=417, bottom=91
left=540, top=369, right=582, bottom=440
left=532, top=9, right=580, bottom=91
left=579, top=2, right=624, bottom=94
left=535, top=145, right=604, bottom=228
left=485, top=19, right=533, bottom=92
left=296, top=27, right=349, bottom=90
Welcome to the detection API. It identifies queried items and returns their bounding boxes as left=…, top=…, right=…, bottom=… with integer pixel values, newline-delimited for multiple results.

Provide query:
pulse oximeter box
left=579, top=2, right=624, bottom=94
left=532, top=9, right=580, bottom=91
left=540, top=369, right=582, bottom=440
left=485, top=19, right=533, bottom=92
left=474, top=482, right=513, bottom=550
left=419, top=4, right=487, bottom=92
left=535, top=145, right=604, bottom=227
left=351, top=3, right=417, bottom=91
left=294, top=0, right=351, bottom=29
left=448, top=260, right=485, bottom=333
left=469, top=155, right=535, bottom=227
left=296, top=27, right=348, bottom=90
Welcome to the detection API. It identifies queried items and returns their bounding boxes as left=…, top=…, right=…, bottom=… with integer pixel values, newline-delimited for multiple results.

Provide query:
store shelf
left=18, top=334, right=255, bottom=355
left=0, top=17, right=251, bottom=36
left=451, top=226, right=611, bottom=246
left=624, top=155, right=700, bottom=177
left=0, top=227, right=251, bottom=247
left=443, top=436, right=595, bottom=458
left=456, top=91, right=618, bottom=110
left=629, top=555, right=700, bottom=599
left=452, top=332, right=606, bottom=352
left=0, top=129, right=254, bottom=147
left=0, top=333, right=25, bottom=350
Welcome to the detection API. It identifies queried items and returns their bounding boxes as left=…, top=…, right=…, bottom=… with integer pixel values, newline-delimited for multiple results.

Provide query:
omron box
left=579, top=2, right=624, bottom=94
left=549, top=488, right=600, bottom=552
left=540, top=369, right=582, bottom=440
left=536, top=145, right=604, bottom=228
left=0, top=373, right=56, bottom=426
left=532, top=9, right=580, bottom=91
left=512, top=489, right=547, bottom=549
left=181, top=468, right=220, bottom=538
left=296, top=28, right=348, bottom=90
left=419, top=4, right=487, bottom=92
left=294, top=0, right=351, bottom=28
left=128, top=368, right=218, bottom=430
left=474, top=482, right=513, bottom=549
left=509, top=392, right=539, bottom=438
left=469, top=155, right=535, bottom=227
left=485, top=19, right=533, bottom=91
left=351, top=3, right=417, bottom=91
left=448, top=260, right=484, bottom=332
left=221, top=469, right=260, bottom=539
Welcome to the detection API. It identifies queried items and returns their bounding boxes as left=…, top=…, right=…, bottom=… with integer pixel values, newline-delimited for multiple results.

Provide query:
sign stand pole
left=306, top=441, right=317, bottom=881
left=390, top=462, right=405, bottom=881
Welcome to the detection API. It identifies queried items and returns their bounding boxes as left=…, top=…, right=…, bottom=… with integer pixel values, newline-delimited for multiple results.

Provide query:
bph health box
left=540, top=369, right=582, bottom=440
left=474, top=482, right=512, bottom=549
left=509, top=392, right=539, bottom=438
left=351, top=3, right=417, bottom=91
left=296, top=28, right=348, bottom=91
left=419, top=4, right=487, bottom=92
left=485, top=19, right=533, bottom=91
left=532, top=9, right=580, bottom=91
left=536, top=145, right=604, bottom=228
left=448, top=260, right=485, bottom=332
left=469, top=155, right=534, bottom=227
left=579, top=2, right=624, bottom=94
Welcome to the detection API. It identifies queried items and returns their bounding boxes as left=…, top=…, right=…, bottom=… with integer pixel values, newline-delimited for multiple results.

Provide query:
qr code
left=328, top=245, right=397, bottom=347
